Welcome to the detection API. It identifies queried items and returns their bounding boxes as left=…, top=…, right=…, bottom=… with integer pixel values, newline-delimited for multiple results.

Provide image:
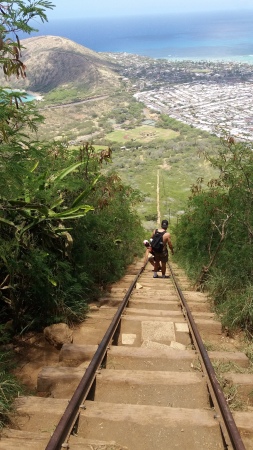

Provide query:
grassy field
left=35, top=86, right=221, bottom=232
left=103, top=128, right=219, bottom=231
left=106, top=125, right=178, bottom=143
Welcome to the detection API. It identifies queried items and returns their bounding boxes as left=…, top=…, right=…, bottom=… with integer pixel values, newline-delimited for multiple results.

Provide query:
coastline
left=164, top=55, right=253, bottom=65
left=5, top=89, right=44, bottom=102
left=20, top=11, right=253, bottom=63
left=27, top=91, right=44, bottom=101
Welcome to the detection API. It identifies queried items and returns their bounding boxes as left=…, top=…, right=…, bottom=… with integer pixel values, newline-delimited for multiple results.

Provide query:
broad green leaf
left=51, top=198, right=64, bottom=210
left=0, top=217, right=16, bottom=228
left=9, top=201, right=49, bottom=217
left=15, top=219, right=41, bottom=240
left=49, top=205, right=93, bottom=218
left=9, top=200, right=40, bottom=208
left=54, top=227, right=73, bottom=233
left=71, top=175, right=100, bottom=208
left=51, top=162, right=83, bottom=184
left=17, top=209, right=34, bottom=219
left=54, top=213, right=92, bottom=220
left=35, top=205, right=49, bottom=216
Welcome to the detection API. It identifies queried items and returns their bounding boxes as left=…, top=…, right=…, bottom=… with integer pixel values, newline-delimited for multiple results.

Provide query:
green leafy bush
left=72, top=174, right=144, bottom=287
left=0, top=5, right=145, bottom=332
left=0, top=349, right=25, bottom=429
left=174, top=139, right=253, bottom=332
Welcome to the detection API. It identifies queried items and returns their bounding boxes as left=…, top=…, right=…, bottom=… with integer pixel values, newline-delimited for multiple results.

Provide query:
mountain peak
left=1, top=35, right=119, bottom=94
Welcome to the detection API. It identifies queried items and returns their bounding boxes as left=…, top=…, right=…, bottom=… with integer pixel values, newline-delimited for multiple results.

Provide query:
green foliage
left=214, top=283, right=253, bottom=332
left=72, top=173, right=144, bottom=286
left=0, top=138, right=144, bottom=330
left=0, top=1, right=147, bottom=429
left=174, top=139, right=253, bottom=332
left=43, top=85, right=90, bottom=103
left=156, top=114, right=190, bottom=134
left=0, top=350, right=25, bottom=428
left=0, top=3, right=145, bottom=334
left=0, top=1, right=54, bottom=78
left=107, top=99, right=144, bottom=125
left=102, top=115, right=222, bottom=226
left=0, top=145, right=97, bottom=327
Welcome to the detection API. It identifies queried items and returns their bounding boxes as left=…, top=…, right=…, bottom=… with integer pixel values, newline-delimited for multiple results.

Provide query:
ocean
left=23, top=10, right=253, bottom=63
left=3, top=89, right=37, bottom=102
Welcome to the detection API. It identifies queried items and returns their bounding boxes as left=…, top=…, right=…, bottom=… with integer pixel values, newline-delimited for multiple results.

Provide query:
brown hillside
left=1, top=35, right=120, bottom=93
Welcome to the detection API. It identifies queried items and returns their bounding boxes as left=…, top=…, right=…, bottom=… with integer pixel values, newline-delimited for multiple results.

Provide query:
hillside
left=0, top=34, right=222, bottom=226
left=1, top=35, right=120, bottom=94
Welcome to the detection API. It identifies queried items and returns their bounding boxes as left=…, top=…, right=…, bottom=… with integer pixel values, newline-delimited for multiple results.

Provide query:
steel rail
left=168, top=261, right=246, bottom=450
left=45, top=262, right=147, bottom=450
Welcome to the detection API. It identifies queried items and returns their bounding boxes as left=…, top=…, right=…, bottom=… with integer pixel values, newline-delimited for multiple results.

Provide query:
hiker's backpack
left=151, top=230, right=165, bottom=253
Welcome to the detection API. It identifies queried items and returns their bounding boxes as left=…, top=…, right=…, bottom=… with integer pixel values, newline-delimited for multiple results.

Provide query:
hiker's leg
left=161, top=261, right=166, bottom=276
left=160, top=253, right=168, bottom=277
left=148, top=254, right=155, bottom=267
left=153, top=255, right=161, bottom=276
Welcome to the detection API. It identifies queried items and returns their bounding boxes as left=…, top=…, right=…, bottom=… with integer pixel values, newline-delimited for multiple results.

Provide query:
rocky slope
left=1, top=35, right=120, bottom=93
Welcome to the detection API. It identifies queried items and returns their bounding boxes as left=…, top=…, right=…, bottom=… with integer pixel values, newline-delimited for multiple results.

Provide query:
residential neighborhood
left=104, top=52, right=253, bottom=140
left=134, top=82, right=253, bottom=140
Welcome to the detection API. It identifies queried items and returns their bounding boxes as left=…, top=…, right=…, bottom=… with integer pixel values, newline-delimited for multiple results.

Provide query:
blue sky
left=46, top=0, right=253, bottom=19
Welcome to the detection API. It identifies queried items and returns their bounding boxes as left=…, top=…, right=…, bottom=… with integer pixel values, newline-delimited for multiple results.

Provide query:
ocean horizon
left=22, top=10, right=253, bottom=63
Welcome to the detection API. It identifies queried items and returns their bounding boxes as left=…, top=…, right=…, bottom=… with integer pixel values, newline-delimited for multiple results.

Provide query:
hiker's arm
left=143, top=248, right=150, bottom=266
left=167, top=234, right=174, bottom=255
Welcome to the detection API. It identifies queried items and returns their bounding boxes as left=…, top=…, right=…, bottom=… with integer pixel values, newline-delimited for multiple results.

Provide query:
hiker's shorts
left=153, top=249, right=168, bottom=263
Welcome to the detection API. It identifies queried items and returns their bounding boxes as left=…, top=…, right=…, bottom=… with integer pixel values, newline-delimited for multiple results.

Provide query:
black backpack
left=151, top=230, right=165, bottom=253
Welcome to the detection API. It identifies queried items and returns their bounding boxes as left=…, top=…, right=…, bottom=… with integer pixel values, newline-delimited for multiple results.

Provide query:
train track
left=1, top=259, right=253, bottom=450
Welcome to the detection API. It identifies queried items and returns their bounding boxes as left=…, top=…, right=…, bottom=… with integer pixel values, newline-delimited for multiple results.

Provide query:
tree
left=0, top=1, right=54, bottom=78
left=0, top=1, right=54, bottom=197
